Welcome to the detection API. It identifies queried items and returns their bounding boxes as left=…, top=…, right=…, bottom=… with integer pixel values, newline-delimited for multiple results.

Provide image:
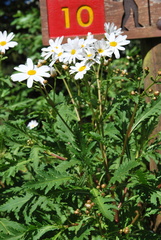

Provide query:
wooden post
left=141, top=38, right=161, bottom=172
left=141, top=38, right=161, bottom=232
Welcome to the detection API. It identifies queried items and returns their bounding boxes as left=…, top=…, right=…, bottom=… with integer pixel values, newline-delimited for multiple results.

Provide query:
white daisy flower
left=49, top=46, right=64, bottom=66
left=0, top=31, right=18, bottom=53
left=81, top=47, right=100, bottom=64
left=69, top=62, right=90, bottom=80
left=27, top=120, right=38, bottom=129
left=78, top=35, right=96, bottom=49
left=104, top=22, right=122, bottom=40
left=94, top=39, right=112, bottom=57
left=106, top=32, right=130, bottom=59
left=62, top=37, right=83, bottom=64
left=41, top=36, right=64, bottom=60
left=11, top=58, right=50, bottom=88
left=86, top=32, right=97, bottom=44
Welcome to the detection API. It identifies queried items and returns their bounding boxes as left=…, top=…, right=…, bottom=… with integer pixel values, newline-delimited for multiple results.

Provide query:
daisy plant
left=2, top=22, right=161, bottom=240
left=11, top=22, right=130, bottom=176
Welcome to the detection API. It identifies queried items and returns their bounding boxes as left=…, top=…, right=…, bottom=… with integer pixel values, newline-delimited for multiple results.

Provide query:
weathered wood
left=141, top=38, right=161, bottom=172
left=104, top=0, right=161, bottom=39
left=39, top=0, right=161, bottom=45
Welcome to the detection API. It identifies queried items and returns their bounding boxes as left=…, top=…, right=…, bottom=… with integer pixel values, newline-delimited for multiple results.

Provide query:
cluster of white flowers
left=40, top=22, right=130, bottom=80
left=7, top=22, right=129, bottom=87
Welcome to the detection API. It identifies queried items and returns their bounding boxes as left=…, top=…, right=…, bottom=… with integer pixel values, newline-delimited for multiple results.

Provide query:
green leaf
left=0, top=193, right=32, bottom=214
left=109, top=160, right=140, bottom=185
left=33, top=225, right=58, bottom=240
left=24, top=169, right=73, bottom=194
left=0, top=218, right=26, bottom=239
left=90, top=188, right=116, bottom=221
left=131, top=96, right=161, bottom=133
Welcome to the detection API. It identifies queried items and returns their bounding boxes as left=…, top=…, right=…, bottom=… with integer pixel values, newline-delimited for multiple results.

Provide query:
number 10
left=62, top=6, right=94, bottom=29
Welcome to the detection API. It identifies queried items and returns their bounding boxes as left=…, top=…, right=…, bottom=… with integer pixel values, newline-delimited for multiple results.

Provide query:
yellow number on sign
left=62, top=7, right=70, bottom=28
left=77, top=6, right=94, bottom=27
left=62, top=6, right=94, bottom=29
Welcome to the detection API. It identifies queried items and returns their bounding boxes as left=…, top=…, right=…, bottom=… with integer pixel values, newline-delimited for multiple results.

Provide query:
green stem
left=142, top=81, right=155, bottom=97
left=54, top=65, right=80, bottom=121
left=39, top=86, right=74, bottom=135
left=62, top=78, right=81, bottom=121
left=95, top=64, right=110, bottom=181
left=120, top=103, right=138, bottom=163
left=84, top=79, right=96, bottom=129
left=96, top=64, right=102, bottom=120
left=0, top=55, right=2, bottom=77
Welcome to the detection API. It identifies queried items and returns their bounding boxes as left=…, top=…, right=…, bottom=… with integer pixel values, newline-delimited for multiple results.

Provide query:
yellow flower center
left=87, top=54, right=92, bottom=57
left=81, top=44, right=85, bottom=48
left=0, top=41, right=7, bottom=46
left=78, top=66, right=86, bottom=72
left=110, top=41, right=117, bottom=47
left=71, top=49, right=76, bottom=55
left=27, top=70, right=36, bottom=75
left=58, top=52, right=62, bottom=57
left=98, top=49, right=104, bottom=53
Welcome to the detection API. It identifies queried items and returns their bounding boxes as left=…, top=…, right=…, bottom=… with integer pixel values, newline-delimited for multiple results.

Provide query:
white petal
left=6, top=32, right=14, bottom=42
left=26, top=58, right=34, bottom=69
left=114, top=48, right=120, bottom=59
left=27, top=77, right=34, bottom=88
left=11, top=73, right=28, bottom=81
left=7, top=41, right=18, bottom=48
left=33, top=75, right=44, bottom=83
left=14, top=65, right=29, bottom=72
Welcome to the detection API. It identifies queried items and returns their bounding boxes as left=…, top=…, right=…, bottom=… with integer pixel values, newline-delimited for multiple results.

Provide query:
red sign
left=41, top=0, right=105, bottom=41
left=46, top=0, right=105, bottom=39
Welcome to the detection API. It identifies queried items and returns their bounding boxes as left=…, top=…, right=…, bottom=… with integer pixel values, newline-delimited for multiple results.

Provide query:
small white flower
left=49, top=46, right=64, bottom=66
left=69, top=62, right=90, bottom=80
left=50, top=66, right=57, bottom=77
left=81, top=48, right=100, bottom=64
left=86, top=32, right=97, bottom=45
left=0, top=31, right=18, bottom=53
left=41, top=36, right=64, bottom=60
left=78, top=35, right=96, bottom=49
left=106, top=32, right=130, bottom=59
left=62, top=37, right=83, bottom=64
left=11, top=58, right=50, bottom=88
left=94, top=39, right=112, bottom=57
left=27, top=120, right=38, bottom=129
left=104, top=22, right=122, bottom=40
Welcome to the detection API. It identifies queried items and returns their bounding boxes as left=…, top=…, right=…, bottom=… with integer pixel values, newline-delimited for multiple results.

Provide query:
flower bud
left=43, top=79, right=48, bottom=84
left=62, top=64, right=68, bottom=70
left=101, top=184, right=107, bottom=189
left=144, top=67, right=149, bottom=73
left=85, top=203, right=92, bottom=209
left=154, top=91, right=160, bottom=96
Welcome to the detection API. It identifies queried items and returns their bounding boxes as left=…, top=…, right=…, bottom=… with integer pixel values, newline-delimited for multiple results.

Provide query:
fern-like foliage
left=90, top=188, right=117, bottom=221
left=0, top=218, right=27, bottom=239
left=24, top=168, right=73, bottom=194
left=109, top=160, right=140, bottom=185
left=131, top=96, right=161, bottom=133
